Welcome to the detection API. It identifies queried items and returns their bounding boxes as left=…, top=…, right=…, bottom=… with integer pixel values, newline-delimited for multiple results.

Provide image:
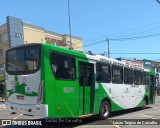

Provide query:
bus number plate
left=17, top=95, right=24, bottom=100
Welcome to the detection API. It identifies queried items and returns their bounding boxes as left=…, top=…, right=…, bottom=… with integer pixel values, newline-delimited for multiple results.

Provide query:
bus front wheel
left=99, top=101, right=110, bottom=120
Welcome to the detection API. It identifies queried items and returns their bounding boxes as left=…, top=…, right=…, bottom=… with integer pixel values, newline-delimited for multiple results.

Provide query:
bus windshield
left=6, top=44, right=40, bottom=75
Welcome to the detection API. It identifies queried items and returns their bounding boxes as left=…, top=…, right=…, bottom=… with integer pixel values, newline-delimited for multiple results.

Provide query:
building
left=0, top=16, right=83, bottom=76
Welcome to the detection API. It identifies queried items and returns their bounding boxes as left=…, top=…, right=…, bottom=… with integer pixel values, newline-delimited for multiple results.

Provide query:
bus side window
left=134, top=70, right=142, bottom=85
left=96, top=62, right=111, bottom=83
left=142, top=72, right=149, bottom=85
left=124, top=68, right=133, bottom=84
left=112, top=65, right=123, bottom=84
left=96, top=63, right=101, bottom=82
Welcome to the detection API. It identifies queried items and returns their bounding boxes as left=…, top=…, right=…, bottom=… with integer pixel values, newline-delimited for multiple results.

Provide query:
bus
left=0, top=70, right=5, bottom=100
left=5, top=43, right=156, bottom=119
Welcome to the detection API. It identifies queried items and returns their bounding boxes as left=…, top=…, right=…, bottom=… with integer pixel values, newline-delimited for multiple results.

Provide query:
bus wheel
left=99, top=101, right=110, bottom=120
left=142, top=99, right=147, bottom=110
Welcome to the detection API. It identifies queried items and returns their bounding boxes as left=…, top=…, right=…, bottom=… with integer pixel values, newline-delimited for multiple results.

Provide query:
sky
left=1, top=0, right=160, bottom=60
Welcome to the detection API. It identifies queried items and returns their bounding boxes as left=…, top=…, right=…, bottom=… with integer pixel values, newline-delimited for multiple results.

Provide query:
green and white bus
left=5, top=43, right=156, bottom=119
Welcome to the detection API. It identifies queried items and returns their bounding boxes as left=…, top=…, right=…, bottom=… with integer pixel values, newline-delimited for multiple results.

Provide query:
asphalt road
left=0, top=96, right=160, bottom=128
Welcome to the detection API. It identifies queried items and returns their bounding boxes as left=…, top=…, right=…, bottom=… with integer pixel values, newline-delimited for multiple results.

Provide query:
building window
left=124, top=68, right=133, bottom=84
left=96, top=62, right=111, bottom=83
left=134, top=70, right=142, bottom=85
left=50, top=51, right=76, bottom=80
left=112, top=65, right=123, bottom=84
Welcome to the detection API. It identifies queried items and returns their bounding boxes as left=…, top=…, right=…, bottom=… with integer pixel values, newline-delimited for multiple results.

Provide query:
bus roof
left=7, top=43, right=151, bottom=72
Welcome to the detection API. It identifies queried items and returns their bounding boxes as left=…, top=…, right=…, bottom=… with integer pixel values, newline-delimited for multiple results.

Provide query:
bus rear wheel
left=99, top=101, right=110, bottom=120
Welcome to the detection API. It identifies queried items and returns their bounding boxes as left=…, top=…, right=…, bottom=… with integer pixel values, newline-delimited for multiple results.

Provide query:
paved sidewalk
left=0, top=97, right=6, bottom=110
left=0, top=103, right=6, bottom=108
left=0, top=96, right=5, bottom=103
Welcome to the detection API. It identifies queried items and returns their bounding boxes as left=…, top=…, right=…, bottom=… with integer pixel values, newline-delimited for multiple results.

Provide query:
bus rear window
left=6, top=45, right=40, bottom=75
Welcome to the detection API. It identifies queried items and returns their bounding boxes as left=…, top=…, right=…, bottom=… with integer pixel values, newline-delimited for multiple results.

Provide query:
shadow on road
left=110, top=106, right=152, bottom=118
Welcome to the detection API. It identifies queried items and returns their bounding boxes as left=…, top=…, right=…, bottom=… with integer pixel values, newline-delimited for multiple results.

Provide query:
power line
left=84, top=40, right=106, bottom=47
left=84, top=32, right=160, bottom=47
left=109, top=25, right=160, bottom=39
left=109, top=32, right=160, bottom=41
left=84, top=21, right=160, bottom=43
left=111, top=53, right=160, bottom=54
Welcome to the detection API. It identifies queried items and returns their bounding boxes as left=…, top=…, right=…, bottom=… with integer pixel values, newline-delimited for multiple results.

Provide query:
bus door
left=78, top=61, right=95, bottom=116
left=149, top=75, right=155, bottom=103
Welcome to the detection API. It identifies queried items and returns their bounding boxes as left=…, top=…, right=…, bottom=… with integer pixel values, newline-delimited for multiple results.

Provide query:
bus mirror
left=52, top=64, right=57, bottom=74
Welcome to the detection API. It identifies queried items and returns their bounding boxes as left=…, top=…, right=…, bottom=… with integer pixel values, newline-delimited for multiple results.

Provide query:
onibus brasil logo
left=2, top=120, right=42, bottom=126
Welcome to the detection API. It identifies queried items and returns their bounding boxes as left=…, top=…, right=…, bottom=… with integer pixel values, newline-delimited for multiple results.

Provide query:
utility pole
left=106, top=38, right=110, bottom=57
left=68, top=0, right=72, bottom=49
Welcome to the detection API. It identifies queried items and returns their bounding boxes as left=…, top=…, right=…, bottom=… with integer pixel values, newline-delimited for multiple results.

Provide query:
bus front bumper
left=5, top=101, right=48, bottom=117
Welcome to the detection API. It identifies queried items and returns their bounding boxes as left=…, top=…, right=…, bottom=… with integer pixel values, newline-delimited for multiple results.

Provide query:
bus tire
left=99, top=101, right=110, bottom=120
left=142, top=99, right=147, bottom=110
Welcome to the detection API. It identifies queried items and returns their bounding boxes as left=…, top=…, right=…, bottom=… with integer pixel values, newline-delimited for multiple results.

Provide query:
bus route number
left=63, top=87, right=74, bottom=93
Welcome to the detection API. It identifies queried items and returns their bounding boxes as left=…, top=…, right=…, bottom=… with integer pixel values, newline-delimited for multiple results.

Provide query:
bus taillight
left=37, top=81, right=43, bottom=104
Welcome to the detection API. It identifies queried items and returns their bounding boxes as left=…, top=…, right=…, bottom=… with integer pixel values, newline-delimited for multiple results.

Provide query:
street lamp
left=68, top=0, right=72, bottom=49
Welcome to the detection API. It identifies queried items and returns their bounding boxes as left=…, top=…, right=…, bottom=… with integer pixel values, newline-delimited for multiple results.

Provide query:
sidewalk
left=0, top=97, right=6, bottom=109
left=0, top=96, right=5, bottom=103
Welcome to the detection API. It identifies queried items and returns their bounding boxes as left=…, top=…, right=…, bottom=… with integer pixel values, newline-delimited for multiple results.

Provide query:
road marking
left=142, top=108, right=160, bottom=112
left=0, top=104, right=6, bottom=108
left=0, top=113, right=12, bottom=115
left=140, top=113, right=157, bottom=119
left=14, top=114, right=23, bottom=119
left=75, top=125, right=121, bottom=128
left=0, top=107, right=6, bottom=109
left=0, top=108, right=6, bottom=110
